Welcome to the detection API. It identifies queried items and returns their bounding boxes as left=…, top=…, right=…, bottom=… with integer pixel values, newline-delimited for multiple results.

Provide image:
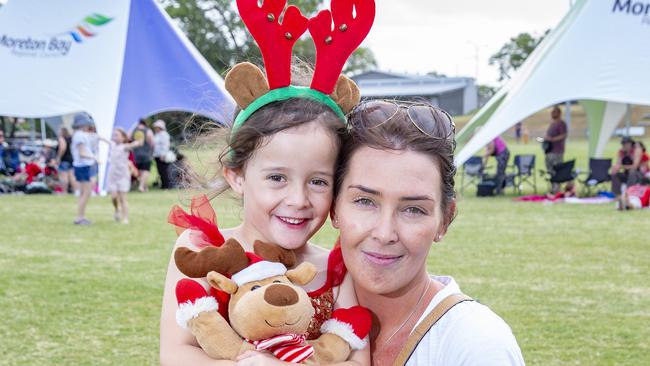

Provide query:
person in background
left=106, top=128, right=142, bottom=224
left=483, top=135, right=510, bottom=195
left=130, top=118, right=154, bottom=192
left=611, top=136, right=644, bottom=201
left=56, top=127, right=76, bottom=194
left=544, top=106, right=568, bottom=194
left=637, top=141, right=650, bottom=181
left=152, top=119, right=172, bottom=189
left=0, top=130, right=7, bottom=175
left=71, top=113, right=97, bottom=225
left=514, top=122, right=522, bottom=143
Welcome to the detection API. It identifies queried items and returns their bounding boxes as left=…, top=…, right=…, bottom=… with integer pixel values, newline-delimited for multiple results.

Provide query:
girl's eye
left=310, top=178, right=329, bottom=187
left=267, top=174, right=286, bottom=182
left=353, top=197, right=374, bottom=207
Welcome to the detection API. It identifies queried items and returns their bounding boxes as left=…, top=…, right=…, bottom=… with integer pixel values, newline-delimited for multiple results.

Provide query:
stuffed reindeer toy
left=175, top=239, right=371, bottom=364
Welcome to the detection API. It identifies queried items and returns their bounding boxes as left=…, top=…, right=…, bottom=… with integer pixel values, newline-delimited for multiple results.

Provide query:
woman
left=56, top=126, right=76, bottom=194
left=483, top=135, right=510, bottom=195
left=152, top=119, right=172, bottom=189
left=332, top=100, right=524, bottom=365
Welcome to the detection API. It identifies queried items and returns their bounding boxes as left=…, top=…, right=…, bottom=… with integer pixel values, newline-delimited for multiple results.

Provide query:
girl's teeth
left=280, top=217, right=304, bottom=224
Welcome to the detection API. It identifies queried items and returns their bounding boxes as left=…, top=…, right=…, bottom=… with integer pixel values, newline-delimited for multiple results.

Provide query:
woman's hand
left=236, top=351, right=289, bottom=366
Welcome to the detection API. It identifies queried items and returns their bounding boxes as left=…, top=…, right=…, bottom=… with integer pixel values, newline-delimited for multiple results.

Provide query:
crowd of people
left=480, top=105, right=650, bottom=208
left=0, top=114, right=186, bottom=224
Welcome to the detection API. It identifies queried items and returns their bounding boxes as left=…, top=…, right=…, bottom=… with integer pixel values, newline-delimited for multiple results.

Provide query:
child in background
left=106, top=128, right=142, bottom=224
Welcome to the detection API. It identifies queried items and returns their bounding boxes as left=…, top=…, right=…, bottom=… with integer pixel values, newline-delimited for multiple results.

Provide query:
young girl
left=161, top=1, right=375, bottom=363
left=106, top=128, right=141, bottom=224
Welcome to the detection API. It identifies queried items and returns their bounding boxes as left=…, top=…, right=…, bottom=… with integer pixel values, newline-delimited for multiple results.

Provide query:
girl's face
left=225, top=121, right=338, bottom=250
left=112, top=130, right=125, bottom=143
left=333, top=146, right=451, bottom=296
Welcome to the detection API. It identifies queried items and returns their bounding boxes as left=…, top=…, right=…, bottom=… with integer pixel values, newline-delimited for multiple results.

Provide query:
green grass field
left=1, top=139, right=649, bottom=365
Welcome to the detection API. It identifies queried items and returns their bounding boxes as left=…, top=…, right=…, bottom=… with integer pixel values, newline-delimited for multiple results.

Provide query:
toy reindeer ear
left=286, top=262, right=317, bottom=286
left=330, top=75, right=361, bottom=114
left=207, top=271, right=239, bottom=294
left=225, top=62, right=270, bottom=109
left=253, top=241, right=297, bottom=268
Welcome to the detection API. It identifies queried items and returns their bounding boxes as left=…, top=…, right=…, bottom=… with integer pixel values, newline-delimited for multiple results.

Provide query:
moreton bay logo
left=612, top=0, right=650, bottom=25
left=0, top=13, right=113, bottom=57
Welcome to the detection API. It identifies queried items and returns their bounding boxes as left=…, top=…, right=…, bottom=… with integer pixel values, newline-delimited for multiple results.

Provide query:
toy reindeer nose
left=264, top=284, right=299, bottom=307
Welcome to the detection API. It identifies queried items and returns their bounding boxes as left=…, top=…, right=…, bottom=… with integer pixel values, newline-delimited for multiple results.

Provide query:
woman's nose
left=370, top=210, right=398, bottom=244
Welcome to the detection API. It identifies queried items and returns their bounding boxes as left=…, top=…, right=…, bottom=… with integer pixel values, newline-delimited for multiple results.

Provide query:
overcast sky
left=0, top=0, right=571, bottom=85
left=366, top=0, right=572, bottom=86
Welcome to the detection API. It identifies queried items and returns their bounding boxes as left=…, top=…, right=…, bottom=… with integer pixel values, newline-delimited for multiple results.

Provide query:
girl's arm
left=160, top=230, right=236, bottom=366
left=124, top=139, right=144, bottom=151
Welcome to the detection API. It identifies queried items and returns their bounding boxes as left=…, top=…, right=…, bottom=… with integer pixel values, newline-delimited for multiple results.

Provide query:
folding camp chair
left=580, top=158, right=612, bottom=196
left=541, top=159, right=577, bottom=191
left=509, top=154, right=537, bottom=194
left=460, top=156, right=485, bottom=194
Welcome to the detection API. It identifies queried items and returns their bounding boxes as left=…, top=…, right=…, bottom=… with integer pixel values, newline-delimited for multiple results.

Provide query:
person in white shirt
left=71, top=113, right=97, bottom=225
left=331, top=100, right=525, bottom=366
left=152, top=119, right=172, bottom=189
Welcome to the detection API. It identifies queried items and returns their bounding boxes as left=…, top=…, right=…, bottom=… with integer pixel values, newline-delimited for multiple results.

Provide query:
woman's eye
left=353, top=197, right=374, bottom=207
left=267, top=174, right=286, bottom=182
left=251, top=285, right=261, bottom=291
left=404, top=206, right=427, bottom=216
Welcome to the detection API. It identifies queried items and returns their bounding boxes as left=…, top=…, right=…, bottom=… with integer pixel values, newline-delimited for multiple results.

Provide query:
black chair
left=509, top=154, right=537, bottom=194
left=580, top=158, right=612, bottom=196
left=541, top=159, right=577, bottom=191
left=460, top=156, right=485, bottom=194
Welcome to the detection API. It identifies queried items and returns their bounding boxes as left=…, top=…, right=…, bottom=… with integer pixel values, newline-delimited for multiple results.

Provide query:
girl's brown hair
left=335, top=100, right=457, bottom=225
left=188, top=63, right=346, bottom=197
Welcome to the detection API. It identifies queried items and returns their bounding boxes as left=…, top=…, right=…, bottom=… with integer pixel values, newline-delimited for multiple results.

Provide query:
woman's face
left=333, top=146, right=450, bottom=296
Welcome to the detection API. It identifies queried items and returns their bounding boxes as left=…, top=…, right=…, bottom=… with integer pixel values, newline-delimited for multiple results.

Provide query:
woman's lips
left=362, top=250, right=403, bottom=266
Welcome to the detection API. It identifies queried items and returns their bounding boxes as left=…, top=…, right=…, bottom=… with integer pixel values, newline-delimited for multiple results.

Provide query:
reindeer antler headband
left=226, top=0, right=376, bottom=132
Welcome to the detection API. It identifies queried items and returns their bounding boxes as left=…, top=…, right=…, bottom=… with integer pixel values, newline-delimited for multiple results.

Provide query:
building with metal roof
left=351, top=71, right=478, bottom=116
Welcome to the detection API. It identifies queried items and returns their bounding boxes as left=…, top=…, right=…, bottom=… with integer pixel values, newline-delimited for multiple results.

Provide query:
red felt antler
left=237, top=0, right=309, bottom=89
left=308, top=0, right=375, bottom=94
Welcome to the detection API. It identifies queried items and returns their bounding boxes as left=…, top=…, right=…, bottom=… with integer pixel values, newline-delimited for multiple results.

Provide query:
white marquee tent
left=456, top=0, right=650, bottom=165
left=0, top=0, right=234, bottom=186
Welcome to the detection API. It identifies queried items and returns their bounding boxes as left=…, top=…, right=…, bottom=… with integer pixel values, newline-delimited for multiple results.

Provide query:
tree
left=426, top=71, right=447, bottom=78
left=489, top=30, right=549, bottom=82
left=161, top=0, right=376, bottom=76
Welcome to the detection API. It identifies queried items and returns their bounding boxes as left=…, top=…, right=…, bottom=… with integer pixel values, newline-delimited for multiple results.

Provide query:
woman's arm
left=160, top=230, right=236, bottom=366
left=328, top=273, right=371, bottom=366
left=483, top=142, right=494, bottom=164
left=56, top=137, right=66, bottom=161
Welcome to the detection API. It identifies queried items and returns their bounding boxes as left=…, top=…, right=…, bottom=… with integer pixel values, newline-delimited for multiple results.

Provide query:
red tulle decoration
left=167, top=195, right=225, bottom=249
left=308, top=244, right=347, bottom=298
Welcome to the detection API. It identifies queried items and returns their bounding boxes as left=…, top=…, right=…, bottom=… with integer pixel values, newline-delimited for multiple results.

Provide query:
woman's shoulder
left=415, top=297, right=524, bottom=365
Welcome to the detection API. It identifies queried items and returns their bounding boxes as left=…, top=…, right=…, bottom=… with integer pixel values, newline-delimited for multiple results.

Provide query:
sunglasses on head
left=348, top=100, right=455, bottom=140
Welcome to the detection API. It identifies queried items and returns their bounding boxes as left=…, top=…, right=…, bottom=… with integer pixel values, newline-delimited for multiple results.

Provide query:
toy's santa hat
left=174, top=240, right=298, bottom=328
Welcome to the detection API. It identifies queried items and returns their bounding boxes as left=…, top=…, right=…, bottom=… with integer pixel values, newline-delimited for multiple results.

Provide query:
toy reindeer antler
left=309, top=0, right=375, bottom=94
left=237, top=0, right=309, bottom=89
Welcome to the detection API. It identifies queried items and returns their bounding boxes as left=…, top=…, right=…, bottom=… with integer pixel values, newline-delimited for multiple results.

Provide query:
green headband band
left=231, top=86, right=347, bottom=134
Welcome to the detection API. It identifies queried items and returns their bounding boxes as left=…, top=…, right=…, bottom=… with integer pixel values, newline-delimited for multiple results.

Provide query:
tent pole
left=565, top=101, right=571, bottom=142
left=40, top=118, right=46, bottom=141
left=30, top=118, right=35, bottom=142
left=625, top=104, right=631, bottom=136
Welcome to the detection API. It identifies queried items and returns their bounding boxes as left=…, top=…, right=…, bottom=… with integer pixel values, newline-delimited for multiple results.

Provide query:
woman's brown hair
left=335, top=100, right=457, bottom=225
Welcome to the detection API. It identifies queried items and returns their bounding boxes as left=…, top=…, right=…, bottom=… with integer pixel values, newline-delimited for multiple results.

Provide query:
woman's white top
left=153, top=130, right=170, bottom=158
left=405, top=275, right=525, bottom=366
